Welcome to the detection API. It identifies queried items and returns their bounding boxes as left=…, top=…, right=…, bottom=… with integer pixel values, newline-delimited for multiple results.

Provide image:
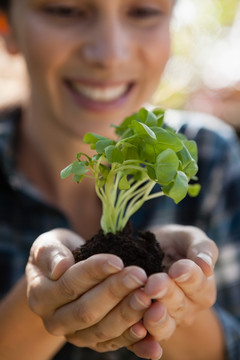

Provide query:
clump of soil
left=73, top=223, right=165, bottom=275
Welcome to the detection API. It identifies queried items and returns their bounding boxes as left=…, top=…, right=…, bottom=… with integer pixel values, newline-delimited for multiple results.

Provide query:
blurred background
left=1, top=0, right=240, bottom=127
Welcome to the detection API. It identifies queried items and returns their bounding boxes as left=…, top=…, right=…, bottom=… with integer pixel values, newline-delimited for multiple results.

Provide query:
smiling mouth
left=66, top=80, right=133, bottom=103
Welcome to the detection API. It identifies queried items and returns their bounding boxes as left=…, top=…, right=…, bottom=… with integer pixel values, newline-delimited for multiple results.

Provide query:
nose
left=82, top=19, right=130, bottom=69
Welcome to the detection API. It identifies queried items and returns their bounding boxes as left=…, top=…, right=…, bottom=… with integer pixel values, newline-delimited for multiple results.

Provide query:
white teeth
left=72, top=83, right=128, bottom=102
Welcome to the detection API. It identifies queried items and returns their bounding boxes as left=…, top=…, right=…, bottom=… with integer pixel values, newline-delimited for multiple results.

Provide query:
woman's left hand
left=127, top=225, right=219, bottom=359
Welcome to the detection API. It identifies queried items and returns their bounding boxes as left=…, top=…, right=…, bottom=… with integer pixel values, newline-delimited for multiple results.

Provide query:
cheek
left=17, top=18, right=68, bottom=83
left=149, top=32, right=171, bottom=74
left=140, top=31, right=171, bottom=91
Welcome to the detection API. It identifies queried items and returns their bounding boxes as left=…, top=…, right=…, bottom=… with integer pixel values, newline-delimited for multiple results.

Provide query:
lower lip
left=64, top=81, right=134, bottom=112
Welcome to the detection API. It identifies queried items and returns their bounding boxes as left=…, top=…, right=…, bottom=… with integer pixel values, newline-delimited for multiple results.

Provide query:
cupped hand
left=128, top=225, right=219, bottom=359
left=153, top=224, right=219, bottom=276
left=25, top=229, right=151, bottom=353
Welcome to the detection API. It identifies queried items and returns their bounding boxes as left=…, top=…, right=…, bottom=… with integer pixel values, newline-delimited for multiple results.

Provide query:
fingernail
left=103, top=258, right=124, bottom=274
left=196, top=252, right=213, bottom=268
left=130, top=292, right=151, bottom=311
left=174, top=272, right=190, bottom=283
left=152, top=287, right=167, bottom=299
left=51, top=254, right=66, bottom=279
left=155, top=308, right=167, bottom=324
left=123, top=274, right=145, bottom=289
left=130, top=329, right=145, bottom=339
left=130, top=324, right=147, bottom=339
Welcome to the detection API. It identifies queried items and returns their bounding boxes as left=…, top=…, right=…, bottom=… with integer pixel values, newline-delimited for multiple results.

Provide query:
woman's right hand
left=25, top=229, right=153, bottom=354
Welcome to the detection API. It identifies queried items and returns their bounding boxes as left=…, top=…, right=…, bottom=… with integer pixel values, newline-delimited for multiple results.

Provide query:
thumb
left=50, top=252, right=75, bottom=280
left=188, top=240, right=218, bottom=277
left=30, top=228, right=84, bottom=280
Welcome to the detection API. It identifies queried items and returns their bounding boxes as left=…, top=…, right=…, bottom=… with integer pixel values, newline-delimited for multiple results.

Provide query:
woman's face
left=9, top=0, right=173, bottom=137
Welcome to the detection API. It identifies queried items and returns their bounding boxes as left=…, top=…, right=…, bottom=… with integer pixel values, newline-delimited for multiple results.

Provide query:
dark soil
left=73, top=223, right=165, bottom=275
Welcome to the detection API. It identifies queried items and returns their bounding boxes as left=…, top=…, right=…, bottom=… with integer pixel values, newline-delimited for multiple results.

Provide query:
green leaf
left=140, top=142, right=156, bottom=163
left=118, top=174, right=130, bottom=190
left=60, top=163, right=74, bottom=179
left=137, top=108, right=158, bottom=127
left=122, top=144, right=139, bottom=160
left=96, top=139, right=115, bottom=154
left=83, top=132, right=108, bottom=144
left=73, top=174, right=84, bottom=183
left=133, top=170, right=145, bottom=181
left=153, top=108, right=165, bottom=127
left=76, top=152, right=91, bottom=162
left=61, top=107, right=200, bottom=234
left=92, top=154, right=101, bottom=161
left=152, top=127, right=183, bottom=152
left=188, top=183, right=201, bottom=197
left=162, top=171, right=188, bottom=203
left=184, top=140, right=198, bottom=162
left=155, top=149, right=179, bottom=184
left=72, top=160, right=89, bottom=176
left=99, top=164, right=110, bottom=179
left=131, top=120, right=157, bottom=142
left=177, top=142, right=198, bottom=178
left=114, top=113, right=138, bottom=136
left=84, top=133, right=113, bottom=151
left=120, top=128, right=134, bottom=140
left=147, top=166, right=156, bottom=180
left=105, top=145, right=124, bottom=163
left=184, top=161, right=198, bottom=178
left=60, top=161, right=88, bottom=179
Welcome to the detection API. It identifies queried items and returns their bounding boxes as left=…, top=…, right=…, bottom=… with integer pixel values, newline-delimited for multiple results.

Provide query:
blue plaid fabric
left=0, top=108, right=240, bottom=359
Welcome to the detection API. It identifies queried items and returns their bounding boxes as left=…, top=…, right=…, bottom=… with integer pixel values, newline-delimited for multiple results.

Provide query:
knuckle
left=106, top=282, right=123, bottom=302
left=73, top=303, right=97, bottom=326
left=58, top=275, right=78, bottom=300
left=171, top=302, right=185, bottom=320
left=96, top=341, right=120, bottom=352
left=84, top=256, right=106, bottom=281
left=94, top=326, right=111, bottom=341
left=28, top=293, right=44, bottom=316
left=65, top=332, right=86, bottom=347
left=34, top=243, right=47, bottom=262
left=44, top=318, right=65, bottom=336
left=27, top=281, right=46, bottom=316
left=120, top=306, right=136, bottom=324
left=33, top=238, right=51, bottom=264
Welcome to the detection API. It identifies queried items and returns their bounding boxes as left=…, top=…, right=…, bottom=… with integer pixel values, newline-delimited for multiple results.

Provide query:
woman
left=0, top=0, right=239, bottom=359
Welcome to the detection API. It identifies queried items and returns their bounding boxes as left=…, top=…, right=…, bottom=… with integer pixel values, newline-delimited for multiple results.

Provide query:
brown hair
left=0, top=1, right=10, bottom=11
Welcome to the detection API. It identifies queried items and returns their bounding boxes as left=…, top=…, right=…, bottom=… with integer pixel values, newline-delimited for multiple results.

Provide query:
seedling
left=61, top=108, right=200, bottom=234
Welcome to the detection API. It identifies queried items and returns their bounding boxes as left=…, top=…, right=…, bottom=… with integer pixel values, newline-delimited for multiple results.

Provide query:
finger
left=44, top=266, right=147, bottom=335
left=168, top=259, right=217, bottom=307
left=128, top=333, right=163, bottom=360
left=144, top=273, right=187, bottom=319
left=67, top=321, right=147, bottom=352
left=29, top=229, right=84, bottom=279
left=153, top=225, right=218, bottom=277
left=27, top=253, right=124, bottom=316
left=66, top=289, right=151, bottom=348
left=178, top=227, right=218, bottom=276
left=143, top=302, right=176, bottom=342
left=188, top=239, right=218, bottom=277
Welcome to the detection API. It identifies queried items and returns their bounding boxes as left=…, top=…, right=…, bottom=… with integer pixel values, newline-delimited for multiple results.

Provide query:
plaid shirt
left=0, top=108, right=240, bottom=360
